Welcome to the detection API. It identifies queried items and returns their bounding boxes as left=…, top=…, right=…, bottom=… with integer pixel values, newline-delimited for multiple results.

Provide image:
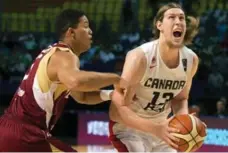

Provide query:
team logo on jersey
left=17, top=87, right=25, bottom=97
left=182, top=58, right=187, bottom=72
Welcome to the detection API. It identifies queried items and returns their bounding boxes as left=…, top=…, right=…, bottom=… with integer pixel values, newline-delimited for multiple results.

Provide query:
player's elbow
left=112, top=97, right=124, bottom=108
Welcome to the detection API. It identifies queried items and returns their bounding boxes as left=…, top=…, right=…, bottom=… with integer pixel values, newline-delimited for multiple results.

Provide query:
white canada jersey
left=129, top=40, right=195, bottom=120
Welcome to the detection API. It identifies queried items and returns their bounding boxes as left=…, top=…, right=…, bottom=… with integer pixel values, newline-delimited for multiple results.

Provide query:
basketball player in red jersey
left=109, top=3, right=202, bottom=152
left=0, top=9, right=125, bottom=152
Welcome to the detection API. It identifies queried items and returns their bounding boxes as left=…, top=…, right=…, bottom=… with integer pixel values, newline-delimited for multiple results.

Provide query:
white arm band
left=100, top=90, right=113, bottom=101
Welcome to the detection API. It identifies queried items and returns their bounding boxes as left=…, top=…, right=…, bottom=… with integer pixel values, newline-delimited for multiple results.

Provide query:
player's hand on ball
left=154, top=117, right=180, bottom=149
left=191, top=112, right=207, bottom=128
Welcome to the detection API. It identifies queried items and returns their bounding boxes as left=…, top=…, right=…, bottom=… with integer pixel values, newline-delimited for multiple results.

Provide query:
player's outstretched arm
left=171, top=54, right=199, bottom=115
left=70, top=90, right=113, bottom=105
left=49, top=50, right=120, bottom=92
left=70, top=77, right=128, bottom=104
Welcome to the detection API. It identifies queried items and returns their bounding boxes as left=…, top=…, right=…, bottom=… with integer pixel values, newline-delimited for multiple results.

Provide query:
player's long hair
left=153, top=3, right=199, bottom=45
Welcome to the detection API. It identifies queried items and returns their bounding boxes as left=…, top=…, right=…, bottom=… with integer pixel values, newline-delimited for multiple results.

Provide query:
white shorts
left=109, top=121, right=177, bottom=152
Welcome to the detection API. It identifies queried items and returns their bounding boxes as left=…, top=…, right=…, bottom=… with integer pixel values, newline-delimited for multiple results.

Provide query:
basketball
left=169, top=114, right=207, bottom=152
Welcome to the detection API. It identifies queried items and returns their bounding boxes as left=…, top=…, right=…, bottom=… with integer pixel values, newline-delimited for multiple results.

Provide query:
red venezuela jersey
left=4, top=43, right=71, bottom=131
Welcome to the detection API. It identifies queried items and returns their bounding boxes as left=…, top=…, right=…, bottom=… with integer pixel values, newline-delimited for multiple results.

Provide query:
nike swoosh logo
left=150, top=65, right=157, bottom=69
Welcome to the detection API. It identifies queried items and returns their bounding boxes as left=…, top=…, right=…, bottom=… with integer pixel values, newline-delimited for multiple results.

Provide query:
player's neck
left=59, top=40, right=81, bottom=56
left=159, top=38, right=179, bottom=52
left=158, top=39, right=180, bottom=68
left=159, top=39, right=179, bottom=57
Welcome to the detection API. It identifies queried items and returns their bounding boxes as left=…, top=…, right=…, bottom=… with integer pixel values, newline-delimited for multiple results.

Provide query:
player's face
left=158, top=8, right=186, bottom=48
left=73, top=15, right=92, bottom=52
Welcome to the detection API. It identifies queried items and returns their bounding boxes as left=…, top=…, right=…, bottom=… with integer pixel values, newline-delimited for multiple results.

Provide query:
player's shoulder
left=182, top=46, right=198, bottom=59
left=139, top=39, right=158, bottom=51
left=126, top=46, right=147, bottom=62
left=49, top=44, right=79, bottom=67
left=182, top=46, right=197, bottom=56
left=182, top=46, right=199, bottom=66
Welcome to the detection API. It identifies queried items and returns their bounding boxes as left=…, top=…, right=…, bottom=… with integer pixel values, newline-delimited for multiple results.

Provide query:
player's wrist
left=100, top=90, right=113, bottom=101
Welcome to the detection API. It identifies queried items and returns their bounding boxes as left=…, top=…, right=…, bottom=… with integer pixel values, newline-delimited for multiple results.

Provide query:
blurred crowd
left=0, top=1, right=227, bottom=118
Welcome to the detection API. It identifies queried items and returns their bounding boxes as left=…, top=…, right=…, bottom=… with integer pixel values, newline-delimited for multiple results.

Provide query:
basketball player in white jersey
left=109, top=3, right=200, bottom=152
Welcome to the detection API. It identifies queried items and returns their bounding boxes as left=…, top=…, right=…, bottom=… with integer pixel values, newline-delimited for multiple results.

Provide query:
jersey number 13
left=144, top=92, right=174, bottom=112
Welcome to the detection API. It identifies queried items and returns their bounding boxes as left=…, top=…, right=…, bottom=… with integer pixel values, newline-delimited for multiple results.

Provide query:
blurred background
left=0, top=0, right=227, bottom=152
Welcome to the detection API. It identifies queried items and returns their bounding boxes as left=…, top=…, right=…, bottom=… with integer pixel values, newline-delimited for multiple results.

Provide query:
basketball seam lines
left=193, top=122, right=204, bottom=147
left=175, top=117, right=199, bottom=147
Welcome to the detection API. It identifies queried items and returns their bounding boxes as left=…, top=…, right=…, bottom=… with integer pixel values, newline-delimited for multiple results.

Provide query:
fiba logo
left=182, top=58, right=187, bottom=72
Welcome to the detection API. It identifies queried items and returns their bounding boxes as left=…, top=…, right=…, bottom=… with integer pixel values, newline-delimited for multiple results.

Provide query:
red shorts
left=0, top=114, right=76, bottom=152
left=109, top=120, right=129, bottom=152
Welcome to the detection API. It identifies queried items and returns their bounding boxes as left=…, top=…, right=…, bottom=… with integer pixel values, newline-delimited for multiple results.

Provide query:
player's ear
left=65, top=28, right=71, bottom=37
left=156, top=21, right=162, bottom=31
left=65, top=27, right=76, bottom=39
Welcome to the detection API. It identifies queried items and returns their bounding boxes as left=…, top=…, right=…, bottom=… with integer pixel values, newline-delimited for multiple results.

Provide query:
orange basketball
left=169, top=114, right=207, bottom=152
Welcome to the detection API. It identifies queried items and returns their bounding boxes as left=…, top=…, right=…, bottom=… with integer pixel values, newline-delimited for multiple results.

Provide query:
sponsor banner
left=77, top=112, right=228, bottom=151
